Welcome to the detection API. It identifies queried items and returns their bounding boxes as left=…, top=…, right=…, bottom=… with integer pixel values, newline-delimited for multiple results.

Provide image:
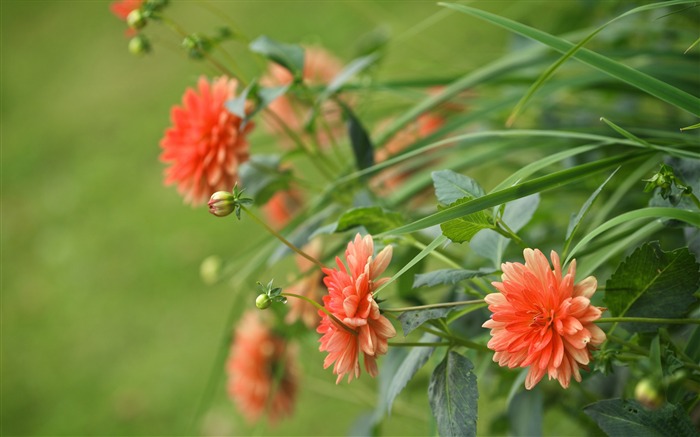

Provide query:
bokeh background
left=1, top=1, right=672, bottom=435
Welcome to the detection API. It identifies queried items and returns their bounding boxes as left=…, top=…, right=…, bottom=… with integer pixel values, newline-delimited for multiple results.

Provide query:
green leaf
left=584, top=399, right=698, bottom=437
left=225, top=80, right=255, bottom=119
left=335, top=206, right=404, bottom=235
left=339, top=103, right=375, bottom=171
left=385, top=333, right=439, bottom=415
left=249, top=36, right=304, bottom=78
left=239, top=155, right=291, bottom=205
left=398, top=308, right=453, bottom=336
left=604, top=242, right=700, bottom=332
left=440, top=197, right=492, bottom=243
left=413, top=268, right=494, bottom=288
left=508, top=387, right=543, bottom=437
left=431, top=170, right=485, bottom=205
left=429, top=351, right=478, bottom=437
left=319, top=53, right=379, bottom=101
left=440, top=3, right=700, bottom=117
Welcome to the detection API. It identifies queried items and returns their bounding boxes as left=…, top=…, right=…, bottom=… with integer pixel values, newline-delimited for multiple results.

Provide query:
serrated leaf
left=413, top=268, right=494, bottom=288
left=604, top=242, right=700, bottom=332
left=440, top=197, right=492, bottom=244
left=249, top=36, right=304, bottom=78
left=432, top=170, right=485, bottom=206
left=428, top=351, right=478, bottom=437
left=239, top=155, right=292, bottom=205
left=398, top=308, right=453, bottom=336
left=335, top=207, right=404, bottom=235
left=385, top=333, right=439, bottom=415
left=584, top=399, right=698, bottom=437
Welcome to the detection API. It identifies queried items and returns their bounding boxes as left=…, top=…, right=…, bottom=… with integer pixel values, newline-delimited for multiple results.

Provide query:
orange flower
left=483, top=249, right=606, bottom=389
left=226, top=311, right=297, bottom=423
left=261, top=46, right=344, bottom=147
left=263, top=189, right=304, bottom=229
left=110, top=0, right=142, bottom=20
left=318, top=234, right=396, bottom=383
left=160, top=76, right=253, bottom=205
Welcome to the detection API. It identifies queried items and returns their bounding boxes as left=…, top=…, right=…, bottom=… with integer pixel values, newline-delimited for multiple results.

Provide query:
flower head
left=160, top=76, right=253, bottom=205
left=318, top=234, right=396, bottom=383
left=227, top=311, right=297, bottom=423
left=483, top=249, right=606, bottom=389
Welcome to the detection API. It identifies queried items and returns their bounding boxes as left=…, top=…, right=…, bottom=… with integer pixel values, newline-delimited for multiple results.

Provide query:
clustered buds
left=643, top=164, right=693, bottom=205
left=255, top=279, right=287, bottom=310
left=208, top=184, right=253, bottom=219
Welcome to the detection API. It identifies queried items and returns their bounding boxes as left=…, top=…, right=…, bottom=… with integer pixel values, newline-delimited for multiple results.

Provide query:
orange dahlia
left=226, top=311, right=297, bottom=423
left=160, top=76, right=253, bottom=205
left=483, top=249, right=606, bottom=389
left=318, top=234, right=396, bottom=383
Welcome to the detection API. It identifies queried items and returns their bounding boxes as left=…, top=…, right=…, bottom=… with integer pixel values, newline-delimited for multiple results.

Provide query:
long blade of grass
left=501, top=0, right=697, bottom=126
left=377, top=152, right=649, bottom=237
left=565, top=207, right=700, bottom=265
left=440, top=3, right=700, bottom=117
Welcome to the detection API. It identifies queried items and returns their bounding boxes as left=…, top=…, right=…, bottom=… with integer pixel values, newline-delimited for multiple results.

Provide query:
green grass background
left=3, top=1, right=609, bottom=435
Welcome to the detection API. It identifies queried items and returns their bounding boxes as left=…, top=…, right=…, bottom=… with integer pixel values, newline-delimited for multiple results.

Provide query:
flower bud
left=128, top=35, right=151, bottom=56
left=200, top=255, right=222, bottom=285
left=208, top=191, right=236, bottom=217
left=634, top=378, right=664, bottom=409
left=256, top=293, right=272, bottom=310
left=126, top=9, right=147, bottom=30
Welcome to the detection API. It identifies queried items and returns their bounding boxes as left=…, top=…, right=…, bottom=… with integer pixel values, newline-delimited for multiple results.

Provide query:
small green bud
left=126, top=9, right=147, bottom=29
left=128, top=35, right=151, bottom=56
left=256, top=293, right=272, bottom=310
left=208, top=191, right=236, bottom=217
left=634, top=378, right=664, bottom=409
left=199, top=255, right=222, bottom=285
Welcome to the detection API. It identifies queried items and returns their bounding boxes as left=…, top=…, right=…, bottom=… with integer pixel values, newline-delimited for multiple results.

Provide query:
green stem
left=382, top=299, right=485, bottom=313
left=405, top=236, right=462, bottom=269
left=494, top=219, right=527, bottom=248
left=282, top=292, right=357, bottom=336
left=388, top=341, right=450, bottom=347
left=596, top=317, right=700, bottom=325
left=241, top=206, right=324, bottom=269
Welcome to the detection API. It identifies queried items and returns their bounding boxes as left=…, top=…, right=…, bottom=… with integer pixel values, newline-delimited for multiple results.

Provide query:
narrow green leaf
left=319, top=53, right=379, bottom=101
left=398, top=308, right=453, bottom=336
left=440, top=3, right=700, bottom=116
left=413, top=268, right=494, bottom=288
left=429, top=351, right=478, bottom=437
left=440, top=197, right=493, bottom=244
left=432, top=170, right=485, bottom=205
left=680, top=122, right=700, bottom=131
left=584, top=399, right=698, bottom=437
left=600, top=117, right=653, bottom=148
left=508, top=388, right=543, bottom=437
left=604, top=242, right=700, bottom=332
left=335, top=206, right=404, bottom=235
left=385, top=333, right=439, bottom=415
left=340, top=103, right=375, bottom=171
left=249, top=36, right=304, bottom=78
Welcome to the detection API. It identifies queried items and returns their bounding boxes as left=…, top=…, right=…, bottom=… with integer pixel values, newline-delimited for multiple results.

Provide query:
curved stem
left=596, top=317, right=700, bottom=325
left=389, top=341, right=450, bottom=347
left=282, top=292, right=357, bottom=336
left=241, top=206, right=324, bottom=268
left=382, top=299, right=485, bottom=313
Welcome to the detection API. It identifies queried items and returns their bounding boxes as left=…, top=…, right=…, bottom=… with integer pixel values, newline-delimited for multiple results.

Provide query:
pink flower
left=261, top=46, right=344, bottom=147
left=110, top=0, right=142, bottom=20
left=318, top=234, right=396, bottom=383
left=263, top=189, right=304, bottom=229
left=483, top=249, right=606, bottom=389
left=160, top=76, right=253, bottom=205
left=285, top=240, right=324, bottom=328
left=226, top=311, right=297, bottom=423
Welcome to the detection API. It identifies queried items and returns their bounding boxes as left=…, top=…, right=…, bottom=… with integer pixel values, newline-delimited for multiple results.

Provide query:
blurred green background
left=1, top=1, right=651, bottom=435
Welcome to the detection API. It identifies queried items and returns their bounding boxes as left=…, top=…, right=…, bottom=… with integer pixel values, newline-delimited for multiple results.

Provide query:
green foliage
left=440, top=197, right=492, bottom=243
left=412, top=268, right=493, bottom=288
left=249, top=35, right=305, bottom=79
left=340, top=102, right=375, bottom=171
left=384, top=334, right=439, bottom=415
left=239, top=155, right=292, bottom=205
left=335, top=206, right=404, bottom=234
left=431, top=170, right=485, bottom=205
left=428, top=351, right=478, bottom=437
left=604, top=242, right=700, bottom=332
left=584, top=399, right=698, bottom=437
left=397, top=308, right=452, bottom=336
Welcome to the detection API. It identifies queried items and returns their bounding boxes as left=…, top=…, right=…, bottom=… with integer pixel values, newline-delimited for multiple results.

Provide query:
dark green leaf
left=440, top=197, right=492, bottom=244
left=398, top=308, right=453, bottom=336
left=604, top=242, right=700, bottom=332
left=341, top=104, right=375, bottom=171
left=429, top=351, right=478, bottom=437
left=508, top=387, right=543, bottom=437
left=385, top=333, right=439, bottom=415
left=432, top=170, right=486, bottom=205
left=239, top=155, right=291, bottom=205
left=336, top=206, right=403, bottom=235
left=413, top=268, right=494, bottom=288
left=584, top=399, right=698, bottom=437
left=249, top=36, right=304, bottom=78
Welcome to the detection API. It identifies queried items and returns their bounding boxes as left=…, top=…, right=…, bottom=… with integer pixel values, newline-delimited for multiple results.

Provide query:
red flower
left=110, top=0, right=142, bottom=20
left=483, top=249, right=606, bottom=389
left=160, top=76, right=253, bottom=205
left=226, top=311, right=297, bottom=423
left=318, top=234, right=396, bottom=383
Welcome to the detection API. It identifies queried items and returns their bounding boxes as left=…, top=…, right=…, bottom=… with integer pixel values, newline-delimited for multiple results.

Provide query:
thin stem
left=388, top=341, right=450, bottom=347
left=405, top=236, right=462, bottom=269
left=382, top=299, right=485, bottom=313
left=241, top=206, right=324, bottom=268
left=596, top=317, right=700, bottom=325
left=282, top=292, right=357, bottom=336
left=688, top=192, right=700, bottom=209
left=494, top=219, right=527, bottom=248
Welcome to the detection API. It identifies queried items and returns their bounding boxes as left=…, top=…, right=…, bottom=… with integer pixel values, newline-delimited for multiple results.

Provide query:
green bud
left=199, top=255, right=222, bottom=285
left=634, top=378, right=664, bottom=409
left=128, top=35, right=151, bottom=56
left=126, top=9, right=147, bottom=29
left=256, top=293, right=272, bottom=310
left=208, top=191, right=236, bottom=217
